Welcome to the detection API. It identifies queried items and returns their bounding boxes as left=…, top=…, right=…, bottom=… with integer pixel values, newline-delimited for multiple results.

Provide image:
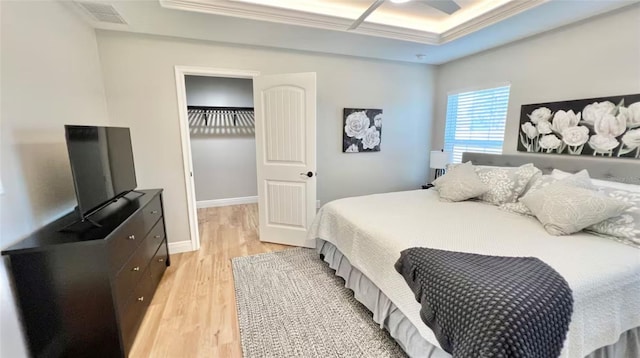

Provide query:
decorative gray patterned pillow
left=433, top=162, right=489, bottom=202
left=445, top=163, right=541, bottom=205
left=500, top=170, right=595, bottom=216
left=586, top=188, right=640, bottom=248
left=520, top=183, right=630, bottom=236
left=475, top=164, right=541, bottom=206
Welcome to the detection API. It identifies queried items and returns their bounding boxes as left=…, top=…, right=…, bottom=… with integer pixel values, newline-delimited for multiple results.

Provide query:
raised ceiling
left=228, top=0, right=491, bottom=33
left=70, top=0, right=638, bottom=64
left=159, top=0, right=545, bottom=44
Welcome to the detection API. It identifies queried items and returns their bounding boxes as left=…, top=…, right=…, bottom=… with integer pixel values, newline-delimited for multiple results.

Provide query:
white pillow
left=591, top=179, right=640, bottom=192
left=433, top=162, right=489, bottom=202
left=499, top=170, right=594, bottom=216
left=550, top=169, right=575, bottom=180
left=520, top=183, right=630, bottom=236
left=552, top=169, right=640, bottom=192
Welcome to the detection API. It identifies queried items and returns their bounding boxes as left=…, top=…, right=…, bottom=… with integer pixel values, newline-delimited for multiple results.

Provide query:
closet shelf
left=188, top=106, right=255, bottom=136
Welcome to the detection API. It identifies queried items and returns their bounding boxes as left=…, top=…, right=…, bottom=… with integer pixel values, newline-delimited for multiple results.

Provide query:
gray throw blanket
left=395, top=248, right=573, bottom=358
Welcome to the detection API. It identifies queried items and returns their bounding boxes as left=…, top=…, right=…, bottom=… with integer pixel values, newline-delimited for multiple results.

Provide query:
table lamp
left=430, top=150, right=451, bottom=180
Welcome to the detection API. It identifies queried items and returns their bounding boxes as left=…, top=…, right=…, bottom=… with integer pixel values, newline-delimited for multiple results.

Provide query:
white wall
left=96, top=31, right=435, bottom=244
left=186, top=76, right=257, bottom=201
left=185, top=76, right=253, bottom=107
left=190, top=137, right=257, bottom=201
left=0, top=1, right=110, bottom=357
left=433, top=5, right=640, bottom=156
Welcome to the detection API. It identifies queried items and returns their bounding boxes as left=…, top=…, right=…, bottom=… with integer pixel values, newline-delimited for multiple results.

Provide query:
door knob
left=300, top=171, right=314, bottom=178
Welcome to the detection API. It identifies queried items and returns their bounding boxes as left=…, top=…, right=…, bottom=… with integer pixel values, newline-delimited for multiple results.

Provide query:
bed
left=308, top=153, right=640, bottom=358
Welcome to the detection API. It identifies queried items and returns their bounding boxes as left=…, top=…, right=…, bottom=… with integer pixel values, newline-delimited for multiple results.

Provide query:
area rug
left=232, top=248, right=406, bottom=358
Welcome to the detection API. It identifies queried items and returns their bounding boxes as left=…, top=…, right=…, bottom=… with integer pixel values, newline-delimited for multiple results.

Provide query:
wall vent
left=75, top=1, right=127, bottom=24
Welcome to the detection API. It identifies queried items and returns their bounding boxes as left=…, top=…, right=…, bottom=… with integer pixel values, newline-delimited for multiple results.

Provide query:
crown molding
left=161, top=0, right=354, bottom=31
left=355, top=23, right=441, bottom=44
left=159, top=0, right=442, bottom=44
left=440, top=0, right=549, bottom=43
left=159, top=0, right=546, bottom=45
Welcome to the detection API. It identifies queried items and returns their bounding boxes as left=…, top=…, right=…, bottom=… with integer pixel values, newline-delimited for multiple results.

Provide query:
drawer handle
left=132, top=266, right=140, bottom=272
left=158, top=258, right=164, bottom=263
left=150, top=210, right=159, bottom=214
left=137, top=296, right=144, bottom=302
left=128, top=235, right=136, bottom=240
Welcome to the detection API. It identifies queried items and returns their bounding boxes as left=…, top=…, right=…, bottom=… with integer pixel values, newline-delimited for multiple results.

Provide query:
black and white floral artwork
left=518, top=94, right=640, bottom=159
left=343, top=108, right=382, bottom=153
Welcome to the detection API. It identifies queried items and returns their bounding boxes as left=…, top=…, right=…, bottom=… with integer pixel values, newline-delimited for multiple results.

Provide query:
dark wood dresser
left=2, top=189, right=170, bottom=358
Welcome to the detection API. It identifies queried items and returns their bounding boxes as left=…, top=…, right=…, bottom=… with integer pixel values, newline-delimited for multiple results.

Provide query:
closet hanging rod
left=187, top=106, right=254, bottom=111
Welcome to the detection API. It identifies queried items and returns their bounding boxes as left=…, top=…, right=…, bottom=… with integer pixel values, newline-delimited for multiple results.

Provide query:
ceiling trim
left=159, top=0, right=442, bottom=44
left=440, top=0, right=549, bottom=43
left=159, top=0, right=546, bottom=45
left=355, top=22, right=440, bottom=44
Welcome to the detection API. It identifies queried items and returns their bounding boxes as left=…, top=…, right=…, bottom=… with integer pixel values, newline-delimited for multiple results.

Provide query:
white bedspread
left=308, top=190, right=640, bottom=358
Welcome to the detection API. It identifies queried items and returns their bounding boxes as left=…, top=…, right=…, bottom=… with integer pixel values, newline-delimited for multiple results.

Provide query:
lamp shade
left=430, top=150, right=451, bottom=169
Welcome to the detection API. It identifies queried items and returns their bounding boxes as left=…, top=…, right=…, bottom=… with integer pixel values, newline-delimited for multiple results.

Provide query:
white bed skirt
left=316, top=239, right=640, bottom=358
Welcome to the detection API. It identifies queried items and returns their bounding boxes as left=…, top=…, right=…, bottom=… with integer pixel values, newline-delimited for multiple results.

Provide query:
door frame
left=174, top=66, right=261, bottom=252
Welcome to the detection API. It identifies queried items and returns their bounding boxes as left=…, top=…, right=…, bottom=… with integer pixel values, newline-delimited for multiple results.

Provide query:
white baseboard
left=196, top=196, right=258, bottom=208
left=168, top=240, right=195, bottom=254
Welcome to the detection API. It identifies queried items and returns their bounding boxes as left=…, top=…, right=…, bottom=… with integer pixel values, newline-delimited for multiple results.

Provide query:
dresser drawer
left=142, top=195, right=162, bottom=234
left=107, top=213, right=146, bottom=274
left=150, top=242, right=168, bottom=289
left=113, top=247, right=150, bottom=313
left=113, top=219, right=165, bottom=312
left=119, top=269, right=153, bottom=354
left=145, top=218, right=166, bottom=258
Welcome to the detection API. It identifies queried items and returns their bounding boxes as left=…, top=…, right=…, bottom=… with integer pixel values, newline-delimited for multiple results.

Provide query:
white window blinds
left=444, top=85, right=511, bottom=163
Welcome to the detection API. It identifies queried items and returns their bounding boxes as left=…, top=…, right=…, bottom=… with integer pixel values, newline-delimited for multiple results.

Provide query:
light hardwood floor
left=130, top=204, right=289, bottom=357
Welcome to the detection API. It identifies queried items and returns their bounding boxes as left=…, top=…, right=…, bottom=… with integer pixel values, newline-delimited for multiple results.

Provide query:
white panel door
left=253, top=73, right=316, bottom=247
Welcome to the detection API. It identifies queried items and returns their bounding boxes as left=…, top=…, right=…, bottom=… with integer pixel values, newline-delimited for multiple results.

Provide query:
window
left=444, top=84, right=511, bottom=163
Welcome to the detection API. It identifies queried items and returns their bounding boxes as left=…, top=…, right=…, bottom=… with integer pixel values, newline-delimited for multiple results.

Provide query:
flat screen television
left=65, top=125, right=137, bottom=220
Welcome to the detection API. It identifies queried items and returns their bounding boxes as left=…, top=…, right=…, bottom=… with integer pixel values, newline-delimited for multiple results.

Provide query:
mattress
left=307, top=189, right=640, bottom=358
left=317, top=239, right=640, bottom=358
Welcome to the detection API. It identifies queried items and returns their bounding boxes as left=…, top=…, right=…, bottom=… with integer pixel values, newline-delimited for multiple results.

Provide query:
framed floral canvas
left=343, top=108, right=382, bottom=153
left=518, top=93, right=640, bottom=159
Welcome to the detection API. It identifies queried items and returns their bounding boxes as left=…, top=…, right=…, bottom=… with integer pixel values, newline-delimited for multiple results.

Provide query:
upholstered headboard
left=462, top=152, right=640, bottom=185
